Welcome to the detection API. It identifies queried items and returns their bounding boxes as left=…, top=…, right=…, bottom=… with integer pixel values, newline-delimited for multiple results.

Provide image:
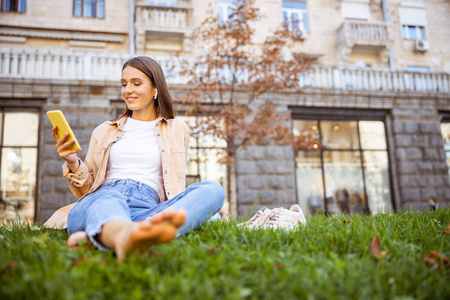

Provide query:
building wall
left=0, top=0, right=129, bottom=53
left=388, top=0, right=450, bottom=72
left=0, top=0, right=449, bottom=222
left=235, top=90, right=450, bottom=216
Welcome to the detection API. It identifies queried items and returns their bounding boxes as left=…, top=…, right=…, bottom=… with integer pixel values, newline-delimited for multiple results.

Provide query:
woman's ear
left=154, top=89, right=158, bottom=100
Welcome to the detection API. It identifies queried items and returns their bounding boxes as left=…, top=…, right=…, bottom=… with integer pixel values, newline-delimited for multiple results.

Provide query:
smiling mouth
left=126, top=97, right=137, bottom=103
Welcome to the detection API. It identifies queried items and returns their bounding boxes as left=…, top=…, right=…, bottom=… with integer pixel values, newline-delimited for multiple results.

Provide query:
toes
left=172, top=211, right=186, bottom=227
left=67, top=231, right=88, bottom=248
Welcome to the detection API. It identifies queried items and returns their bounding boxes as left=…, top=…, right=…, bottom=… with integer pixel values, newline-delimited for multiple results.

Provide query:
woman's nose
left=124, top=85, right=133, bottom=94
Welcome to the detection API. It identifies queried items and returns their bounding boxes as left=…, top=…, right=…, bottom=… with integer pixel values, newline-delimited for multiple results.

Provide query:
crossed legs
left=67, top=180, right=224, bottom=261
left=68, top=211, right=185, bottom=261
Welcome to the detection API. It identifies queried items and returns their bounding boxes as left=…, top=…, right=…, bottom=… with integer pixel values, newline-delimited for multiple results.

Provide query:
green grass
left=1, top=209, right=449, bottom=300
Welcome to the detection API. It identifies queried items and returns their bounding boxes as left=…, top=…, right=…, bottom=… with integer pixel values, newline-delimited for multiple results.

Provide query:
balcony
left=135, top=0, right=193, bottom=54
left=135, top=0, right=193, bottom=32
left=1, top=48, right=449, bottom=94
left=337, top=20, right=392, bottom=64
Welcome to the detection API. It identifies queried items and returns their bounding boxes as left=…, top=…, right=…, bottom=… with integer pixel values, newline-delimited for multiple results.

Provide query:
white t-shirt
left=105, top=117, right=164, bottom=201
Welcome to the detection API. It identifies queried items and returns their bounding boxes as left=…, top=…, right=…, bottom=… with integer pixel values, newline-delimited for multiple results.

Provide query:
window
left=293, top=117, right=392, bottom=215
left=74, top=0, right=104, bottom=18
left=401, top=25, right=426, bottom=40
left=217, top=0, right=233, bottom=26
left=1, top=0, right=26, bottom=12
left=399, top=4, right=427, bottom=40
left=0, top=110, right=39, bottom=223
left=441, top=122, right=450, bottom=183
left=148, top=0, right=178, bottom=6
left=406, top=66, right=429, bottom=73
left=176, top=115, right=229, bottom=209
left=282, top=1, right=309, bottom=32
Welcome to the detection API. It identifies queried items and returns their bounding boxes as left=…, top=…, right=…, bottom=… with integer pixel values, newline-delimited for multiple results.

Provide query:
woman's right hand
left=52, top=125, right=82, bottom=170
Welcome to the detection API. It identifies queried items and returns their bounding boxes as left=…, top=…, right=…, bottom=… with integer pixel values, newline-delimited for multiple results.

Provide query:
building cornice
left=0, top=26, right=126, bottom=43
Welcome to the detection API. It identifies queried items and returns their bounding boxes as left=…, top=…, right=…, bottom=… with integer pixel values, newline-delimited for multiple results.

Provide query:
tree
left=176, top=0, right=314, bottom=213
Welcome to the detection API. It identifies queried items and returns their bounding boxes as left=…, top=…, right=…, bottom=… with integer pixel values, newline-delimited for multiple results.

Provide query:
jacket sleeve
left=61, top=128, right=98, bottom=199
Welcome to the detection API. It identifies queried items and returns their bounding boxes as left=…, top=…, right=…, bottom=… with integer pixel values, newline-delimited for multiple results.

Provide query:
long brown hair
left=114, top=56, right=175, bottom=120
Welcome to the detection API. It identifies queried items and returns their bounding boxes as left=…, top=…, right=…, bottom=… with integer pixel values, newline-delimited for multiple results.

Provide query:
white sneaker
left=238, top=204, right=306, bottom=230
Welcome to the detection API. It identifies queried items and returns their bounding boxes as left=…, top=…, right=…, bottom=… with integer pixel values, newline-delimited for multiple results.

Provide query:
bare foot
left=67, top=231, right=91, bottom=249
left=113, top=210, right=186, bottom=261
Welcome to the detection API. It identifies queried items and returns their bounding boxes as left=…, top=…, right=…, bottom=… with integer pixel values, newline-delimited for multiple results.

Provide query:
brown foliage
left=176, top=0, right=311, bottom=164
left=1, top=261, right=16, bottom=277
left=444, top=223, right=450, bottom=234
left=423, top=250, right=449, bottom=269
left=369, top=236, right=387, bottom=259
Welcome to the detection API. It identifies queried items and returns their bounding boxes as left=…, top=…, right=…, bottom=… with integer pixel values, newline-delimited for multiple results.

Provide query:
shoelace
left=241, top=207, right=297, bottom=228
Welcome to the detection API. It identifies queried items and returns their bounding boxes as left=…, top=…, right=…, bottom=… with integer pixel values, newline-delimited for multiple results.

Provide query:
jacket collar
left=108, top=115, right=172, bottom=130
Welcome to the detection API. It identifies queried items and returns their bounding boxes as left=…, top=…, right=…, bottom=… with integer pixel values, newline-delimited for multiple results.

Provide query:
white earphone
left=154, top=89, right=158, bottom=99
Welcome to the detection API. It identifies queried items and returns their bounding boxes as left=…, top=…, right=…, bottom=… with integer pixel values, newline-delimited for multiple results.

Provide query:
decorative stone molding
left=0, top=27, right=125, bottom=43
left=1, top=48, right=449, bottom=94
left=69, top=41, right=107, bottom=49
left=0, top=36, right=26, bottom=43
left=333, top=0, right=381, bottom=11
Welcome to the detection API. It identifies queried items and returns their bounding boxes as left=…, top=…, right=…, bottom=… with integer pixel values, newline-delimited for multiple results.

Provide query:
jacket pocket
left=171, top=146, right=186, bottom=178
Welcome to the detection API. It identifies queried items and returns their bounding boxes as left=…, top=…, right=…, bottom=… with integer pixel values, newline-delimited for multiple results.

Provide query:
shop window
left=1, top=0, right=26, bottom=12
left=282, top=1, right=309, bottom=32
left=293, top=119, right=392, bottom=215
left=441, top=122, right=450, bottom=183
left=0, top=111, right=39, bottom=223
left=398, top=4, right=427, bottom=40
left=176, top=116, right=227, bottom=184
left=74, top=0, right=104, bottom=18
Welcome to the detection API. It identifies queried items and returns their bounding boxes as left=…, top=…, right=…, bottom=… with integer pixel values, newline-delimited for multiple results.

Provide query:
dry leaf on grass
left=369, top=236, right=388, bottom=259
left=274, top=263, right=285, bottom=269
left=1, top=261, right=16, bottom=277
left=444, top=224, right=450, bottom=234
left=423, top=250, right=449, bottom=269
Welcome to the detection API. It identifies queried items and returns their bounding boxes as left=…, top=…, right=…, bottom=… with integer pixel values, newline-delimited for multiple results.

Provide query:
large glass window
left=73, top=0, right=104, bottom=18
left=0, top=111, right=39, bottom=224
left=282, top=1, right=309, bottom=33
left=1, top=0, right=26, bottom=12
left=293, top=119, right=392, bottom=215
left=441, top=122, right=450, bottom=183
left=176, top=116, right=229, bottom=209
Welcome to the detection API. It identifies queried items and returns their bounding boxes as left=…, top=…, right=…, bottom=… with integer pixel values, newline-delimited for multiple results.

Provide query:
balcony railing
left=1, top=48, right=449, bottom=94
left=337, top=20, right=391, bottom=47
left=135, top=0, right=193, bottom=31
left=0, top=48, right=186, bottom=84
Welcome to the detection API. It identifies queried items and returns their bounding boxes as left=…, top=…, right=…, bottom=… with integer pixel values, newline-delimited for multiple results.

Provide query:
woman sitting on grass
left=47, top=56, right=225, bottom=261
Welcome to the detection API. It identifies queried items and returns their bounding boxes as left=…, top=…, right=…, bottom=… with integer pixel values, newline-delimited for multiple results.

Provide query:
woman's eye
left=134, top=83, right=141, bottom=86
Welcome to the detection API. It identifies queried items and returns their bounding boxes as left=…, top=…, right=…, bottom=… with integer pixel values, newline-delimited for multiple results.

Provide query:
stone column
left=235, top=144, right=297, bottom=217
left=391, top=107, right=450, bottom=209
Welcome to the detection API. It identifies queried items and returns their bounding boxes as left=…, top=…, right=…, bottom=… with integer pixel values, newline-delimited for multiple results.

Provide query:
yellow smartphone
left=46, top=110, right=81, bottom=151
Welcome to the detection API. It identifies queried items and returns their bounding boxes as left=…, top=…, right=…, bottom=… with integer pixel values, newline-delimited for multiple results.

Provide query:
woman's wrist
left=67, top=159, right=80, bottom=173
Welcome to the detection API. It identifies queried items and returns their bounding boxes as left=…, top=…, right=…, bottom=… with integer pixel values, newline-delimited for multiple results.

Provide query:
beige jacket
left=43, top=116, right=190, bottom=229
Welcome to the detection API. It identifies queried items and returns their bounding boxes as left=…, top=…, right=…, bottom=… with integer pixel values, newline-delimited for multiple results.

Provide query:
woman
left=47, top=56, right=225, bottom=261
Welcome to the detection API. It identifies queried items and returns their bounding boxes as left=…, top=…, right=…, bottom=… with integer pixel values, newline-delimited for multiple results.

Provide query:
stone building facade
left=0, top=0, right=449, bottom=223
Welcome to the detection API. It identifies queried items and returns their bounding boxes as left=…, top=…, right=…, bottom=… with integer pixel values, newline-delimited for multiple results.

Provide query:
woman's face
left=121, top=66, right=157, bottom=120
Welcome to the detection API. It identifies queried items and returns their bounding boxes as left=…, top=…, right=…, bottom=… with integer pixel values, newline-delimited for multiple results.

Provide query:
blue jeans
left=67, top=179, right=225, bottom=250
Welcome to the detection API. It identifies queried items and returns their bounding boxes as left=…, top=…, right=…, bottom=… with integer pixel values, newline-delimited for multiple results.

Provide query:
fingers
left=51, top=125, right=59, bottom=139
